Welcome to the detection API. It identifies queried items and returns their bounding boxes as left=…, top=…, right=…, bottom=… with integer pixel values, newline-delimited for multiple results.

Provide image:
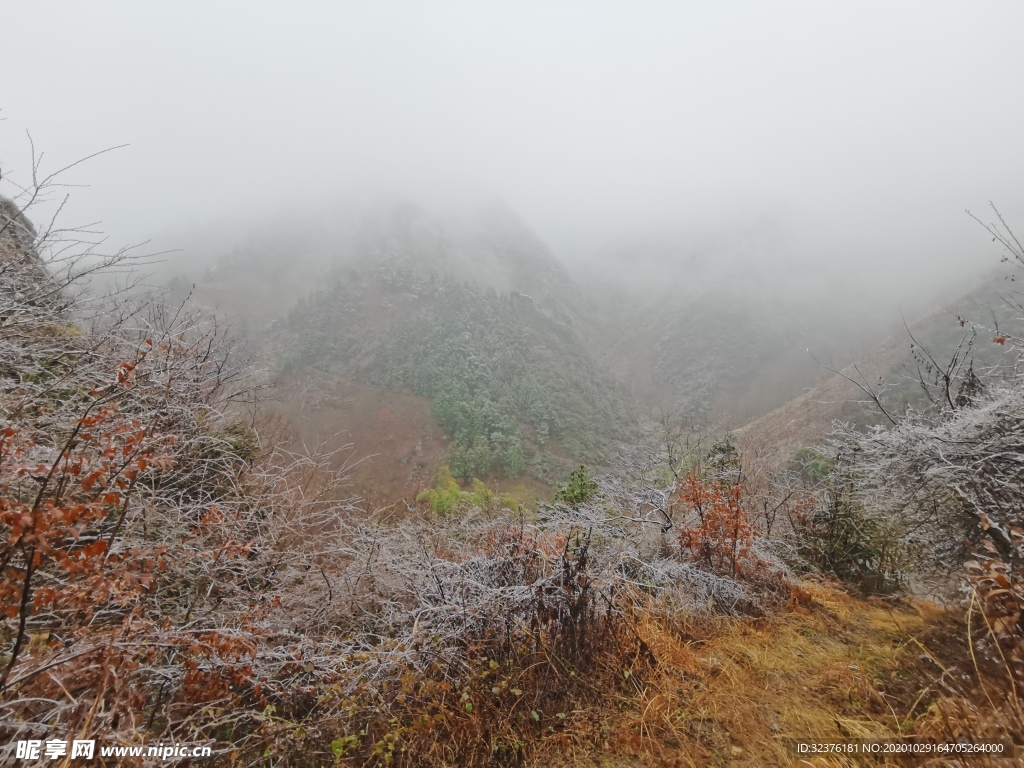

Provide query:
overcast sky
left=2, top=2, right=1023, bottom=288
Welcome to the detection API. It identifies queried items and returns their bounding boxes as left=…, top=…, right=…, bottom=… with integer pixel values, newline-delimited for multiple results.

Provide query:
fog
left=3, top=1, right=1024, bottom=305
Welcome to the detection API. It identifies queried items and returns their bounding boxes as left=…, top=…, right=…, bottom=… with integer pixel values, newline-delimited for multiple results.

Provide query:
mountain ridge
left=156, top=198, right=1009, bottom=497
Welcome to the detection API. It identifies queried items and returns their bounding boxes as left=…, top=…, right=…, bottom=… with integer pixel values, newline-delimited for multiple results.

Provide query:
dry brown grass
left=511, top=582, right=1020, bottom=768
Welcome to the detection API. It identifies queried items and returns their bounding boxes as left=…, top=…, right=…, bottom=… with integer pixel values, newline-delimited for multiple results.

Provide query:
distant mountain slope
left=162, top=199, right=1005, bottom=495
left=274, top=252, right=637, bottom=483
left=736, top=269, right=1024, bottom=465
left=168, top=201, right=589, bottom=328
left=160, top=200, right=639, bottom=493
left=344, top=202, right=585, bottom=309
left=567, top=223, right=902, bottom=426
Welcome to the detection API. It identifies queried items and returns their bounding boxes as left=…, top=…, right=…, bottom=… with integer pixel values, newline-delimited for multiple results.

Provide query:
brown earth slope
left=737, top=271, right=1024, bottom=468
left=271, top=368, right=554, bottom=506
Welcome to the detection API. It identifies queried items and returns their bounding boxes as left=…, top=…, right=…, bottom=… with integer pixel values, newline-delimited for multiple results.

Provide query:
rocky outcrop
left=0, top=197, right=38, bottom=255
left=0, top=197, right=56, bottom=313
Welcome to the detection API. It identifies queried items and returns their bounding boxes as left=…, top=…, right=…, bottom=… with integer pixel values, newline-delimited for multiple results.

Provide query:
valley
left=167, top=200, right=1020, bottom=506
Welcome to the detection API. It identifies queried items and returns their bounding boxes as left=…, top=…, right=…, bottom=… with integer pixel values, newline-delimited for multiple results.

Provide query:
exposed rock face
left=0, top=197, right=55, bottom=311
left=0, top=197, right=37, bottom=254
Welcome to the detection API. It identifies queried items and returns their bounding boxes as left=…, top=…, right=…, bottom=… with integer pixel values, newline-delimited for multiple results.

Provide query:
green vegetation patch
left=279, top=259, right=635, bottom=481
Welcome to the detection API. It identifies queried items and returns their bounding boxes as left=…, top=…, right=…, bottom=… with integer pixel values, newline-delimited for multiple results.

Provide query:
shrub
left=554, top=465, right=598, bottom=505
left=788, top=472, right=904, bottom=594
left=678, top=470, right=760, bottom=579
left=416, top=466, right=467, bottom=516
left=964, top=515, right=1024, bottom=683
left=416, top=467, right=518, bottom=516
left=704, top=434, right=741, bottom=482
left=791, top=447, right=831, bottom=482
left=0, top=365, right=175, bottom=691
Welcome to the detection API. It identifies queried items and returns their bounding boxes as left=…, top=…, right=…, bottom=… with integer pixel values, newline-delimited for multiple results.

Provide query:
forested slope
left=275, top=253, right=637, bottom=483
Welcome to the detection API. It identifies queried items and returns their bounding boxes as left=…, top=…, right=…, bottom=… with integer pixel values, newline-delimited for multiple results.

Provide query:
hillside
left=153, top=203, right=628, bottom=497
left=272, top=249, right=637, bottom=487
left=737, top=268, right=1024, bottom=466
left=566, top=221, right=913, bottom=427
left=157, top=201, right=1019, bottom=503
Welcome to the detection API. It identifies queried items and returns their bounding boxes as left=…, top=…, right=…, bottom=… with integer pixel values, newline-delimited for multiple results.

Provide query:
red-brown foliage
left=0, top=345, right=176, bottom=687
left=677, top=470, right=764, bottom=579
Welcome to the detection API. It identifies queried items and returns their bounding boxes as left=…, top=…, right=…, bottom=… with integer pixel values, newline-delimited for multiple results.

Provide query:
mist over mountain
left=271, top=205, right=635, bottom=483
left=139, top=193, right=1008, bottom=501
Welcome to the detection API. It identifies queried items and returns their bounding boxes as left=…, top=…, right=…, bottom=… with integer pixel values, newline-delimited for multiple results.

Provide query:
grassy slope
left=526, top=583, right=1012, bottom=767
